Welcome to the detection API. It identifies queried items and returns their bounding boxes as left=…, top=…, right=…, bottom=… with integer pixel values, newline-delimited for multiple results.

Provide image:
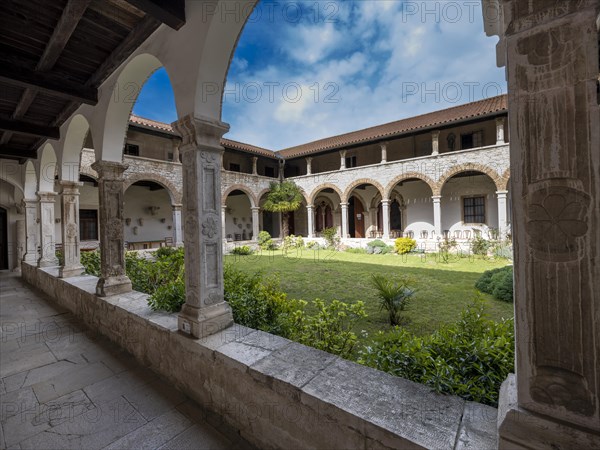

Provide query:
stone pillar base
left=96, top=275, right=132, bottom=297
left=59, top=264, right=84, bottom=278
left=38, top=257, right=59, bottom=268
left=178, top=302, right=234, bottom=339
left=497, top=375, right=600, bottom=449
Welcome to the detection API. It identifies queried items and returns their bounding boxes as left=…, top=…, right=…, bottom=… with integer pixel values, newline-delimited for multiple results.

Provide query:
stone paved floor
left=0, top=271, right=253, bottom=450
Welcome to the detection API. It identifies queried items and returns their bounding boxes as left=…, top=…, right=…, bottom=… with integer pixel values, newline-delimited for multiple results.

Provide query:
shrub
left=231, top=245, right=254, bottom=255
left=155, top=246, right=178, bottom=259
left=282, top=234, right=304, bottom=252
left=359, top=301, right=515, bottom=406
left=366, top=240, right=394, bottom=254
left=394, top=237, right=416, bottom=254
left=285, top=299, right=367, bottom=359
left=306, top=241, right=322, bottom=250
left=148, top=277, right=186, bottom=312
left=321, top=227, right=339, bottom=249
left=81, top=250, right=101, bottom=276
left=438, top=238, right=457, bottom=263
left=471, top=234, right=490, bottom=255
left=475, top=266, right=513, bottom=302
left=257, top=231, right=274, bottom=250
left=370, top=274, right=416, bottom=325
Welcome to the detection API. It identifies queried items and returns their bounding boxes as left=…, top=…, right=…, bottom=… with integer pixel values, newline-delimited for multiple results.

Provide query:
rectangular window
left=463, top=196, right=486, bottom=223
left=265, top=166, right=275, bottom=178
left=229, top=163, right=241, bottom=172
left=460, top=131, right=483, bottom=150
left=80, top=209, right=98, bottom=241
left=345, top=156, right=357, bottom=168
left=124, top=143, right=139, bottom=156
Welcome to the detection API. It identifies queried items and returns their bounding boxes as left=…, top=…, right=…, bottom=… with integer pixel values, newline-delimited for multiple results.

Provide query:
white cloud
left=222, top=0, right=507, bottom=150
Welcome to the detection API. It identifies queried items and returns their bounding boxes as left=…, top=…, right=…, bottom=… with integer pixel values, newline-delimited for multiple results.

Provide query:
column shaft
left=306, top=205, right=314, bottom=238
left=381, top=199, right=390, bottom=240
left=22, top=199, right=38, bottom=264
left=496, top=117, right=506, bottom=144
left=173, top=115, right=233, bottom=338
left=432, top=196, right=442, bottom=237
left=431, top=131, right=440, bottom=155
left=340, top=202, right=349, bottom=239
left=172, top=204, right=183, bottom=246
left=380, top=143, right=387, bottom=163
left=251, top=207, right=260, bottom=241
left=59, top=181, right=84, bottom=277
left=92, top=161, right=132, bottom=296
left=496, top=191, right=508, bottom=239
left=37, top=191, right=59, bottom=267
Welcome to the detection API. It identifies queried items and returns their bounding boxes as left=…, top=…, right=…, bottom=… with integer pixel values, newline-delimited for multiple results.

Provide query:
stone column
left=37, top=192, right=59, bottom=267
left=58, top=181, right=84, bottom=278
left=495, top=116, right=505, bottom=145
left=251, top=156, right=258, bottom=175
left=381, top=199, right=390, bottom=240
left=22, top=199, right=38, bottom=264
left=91, top=161, right=132, bottom=296
left=306, top=204, right=314, bottom=238
left=431, top=131, right=440, bottom=155
left=14, top=219, right=25, bottom=271
left=172, top=140, right=180, bottom=162
left=432, top=195, right=442, bottom=237
left=495, top=2, right=600, bottom=448
left=339, top=150, right=347, bottom=170
left=172, top=204, right=183, bottom=246
left=340, top=202, right=349, bottom=238
left=173, top=115, right=233, bottom=338
left=306, top=157, right=312, bottom=175
left=251, top=206, right=260, bottom=241
left=496, top=190, right=508, bottom=239
left=221, top=205, right=227, bottom=242
left=380, top=142, right=387, bottom=163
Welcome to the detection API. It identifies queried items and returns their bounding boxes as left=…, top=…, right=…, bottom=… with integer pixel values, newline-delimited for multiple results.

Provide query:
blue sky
left=133, top=0, right=506, bottom=150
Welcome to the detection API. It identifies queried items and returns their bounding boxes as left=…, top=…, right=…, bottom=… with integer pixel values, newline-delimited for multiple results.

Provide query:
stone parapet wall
left=22, top=263, right=498, bottom=450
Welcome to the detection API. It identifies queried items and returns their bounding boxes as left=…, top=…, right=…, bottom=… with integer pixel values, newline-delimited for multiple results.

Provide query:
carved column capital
left=173, top=115, right=230, bottom=152
left=91, top=160, right=128, bottom=180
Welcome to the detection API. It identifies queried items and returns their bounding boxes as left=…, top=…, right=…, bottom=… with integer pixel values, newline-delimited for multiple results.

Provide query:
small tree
left=262, top=181, right=303, bottom=238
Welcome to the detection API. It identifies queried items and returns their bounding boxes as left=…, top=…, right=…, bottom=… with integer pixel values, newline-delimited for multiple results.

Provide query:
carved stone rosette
left=172, top=115, right=233, bottom=338
left=37, top=191, right=59, bottom=267
left=59, top=181, right=84, bottom=278
left=22, top=198, right=39, bottom=264
left=91, top=160, right=132, bottom=296
left=496, top=1, right=600, bottom=447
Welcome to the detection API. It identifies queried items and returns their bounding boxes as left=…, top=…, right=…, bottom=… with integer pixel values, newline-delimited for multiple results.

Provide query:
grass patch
left=225, top=250, right=514, bottom=336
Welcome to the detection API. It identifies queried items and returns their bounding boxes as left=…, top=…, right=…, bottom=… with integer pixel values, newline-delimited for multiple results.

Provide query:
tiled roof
left=278, top=95, right=508, bottom=158
left=128, top=94, right=507, bottom=160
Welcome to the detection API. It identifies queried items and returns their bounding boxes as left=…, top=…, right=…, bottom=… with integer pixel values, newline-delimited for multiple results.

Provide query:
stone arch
left=24, top=161, right=37, bottom=199
left=222, top=184, right=257, bottom=208
left=0, top=161, right=24, bottom=196
left=60, top=114, right=91, bottom=182
left=499, top=168, right=511, bottom=191
left=308, top=183, right=343, bottom=205
left=256, top=187, right=271, bottom=205
left=435, top=163, right=502, bottom=196
left=123, top=173, right=182, bottom=205
left=99, top=53, right=177, bottom=162
left=342, top=178, right=385, bottom=203
left=38, top=143, right=57, bottom=192
left=384, top=172, right=436, bottom=198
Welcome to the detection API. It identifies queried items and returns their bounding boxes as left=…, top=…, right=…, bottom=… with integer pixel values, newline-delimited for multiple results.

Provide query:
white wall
left=124, top=185, right=173, bottom=243
left=393, top=180, right=435, bottom=237
left=224, top=193, right=253, bottom=240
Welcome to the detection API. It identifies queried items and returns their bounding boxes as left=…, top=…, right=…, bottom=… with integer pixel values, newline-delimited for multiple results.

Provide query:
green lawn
left=225, top=249, right=514, bottom=336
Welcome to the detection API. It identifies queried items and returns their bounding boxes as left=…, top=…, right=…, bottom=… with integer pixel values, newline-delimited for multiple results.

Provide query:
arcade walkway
left=0, top=272, right=252, bottom=450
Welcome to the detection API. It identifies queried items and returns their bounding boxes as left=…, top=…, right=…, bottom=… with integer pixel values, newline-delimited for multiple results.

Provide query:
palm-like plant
left=370, top=274, right=416, bottom=326
left=262, top=181, right=304, bottom=238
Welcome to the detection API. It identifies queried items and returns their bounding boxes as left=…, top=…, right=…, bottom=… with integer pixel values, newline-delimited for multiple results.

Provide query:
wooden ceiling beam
left=0, top=65, right=98, bottom=105
left=124, top=0, right=185, bottom=30
left=0, top=118, right=60, bottom=139
left=37, top=0, right=92, bottom=71
left=0, top=146, right=38, bottom=160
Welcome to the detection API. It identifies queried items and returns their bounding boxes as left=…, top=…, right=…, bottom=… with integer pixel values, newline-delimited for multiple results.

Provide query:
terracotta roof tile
left=278, top=95, right=508, bottom=158
left=128, top=95, right=507, bottom=160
